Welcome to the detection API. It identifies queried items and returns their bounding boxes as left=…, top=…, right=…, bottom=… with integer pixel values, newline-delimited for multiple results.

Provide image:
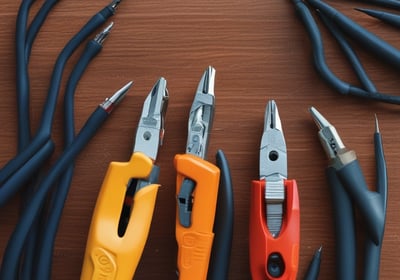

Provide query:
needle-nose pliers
left=249, top=100, right=300, bottom=280
left=309, top=107, right=387, bottom=280
left=175, top=66, right=234, bottom=280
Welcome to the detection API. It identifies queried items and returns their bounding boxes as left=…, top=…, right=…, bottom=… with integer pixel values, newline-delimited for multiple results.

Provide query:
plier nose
left=186, top=66, right=215, bottom=159
left=134, top=77, right=169, bottom=161
left=260, top=100, right=288, bottom=181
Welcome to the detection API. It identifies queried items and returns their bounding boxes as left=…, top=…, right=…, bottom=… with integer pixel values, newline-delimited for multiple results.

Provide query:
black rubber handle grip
left=337, top=160, right=385, bottom=245
left=326, top=167, right=356, bottom=280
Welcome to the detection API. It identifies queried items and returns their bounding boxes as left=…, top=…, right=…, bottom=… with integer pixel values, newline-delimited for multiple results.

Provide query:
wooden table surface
left=1, top=0, right=400, bottom=279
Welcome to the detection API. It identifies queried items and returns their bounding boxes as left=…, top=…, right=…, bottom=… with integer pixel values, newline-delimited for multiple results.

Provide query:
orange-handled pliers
left=175, top=66, right=221, bottom=280
left=249, top=100, right=300, bottom=280
left=80, top=78, right=168, bottom=279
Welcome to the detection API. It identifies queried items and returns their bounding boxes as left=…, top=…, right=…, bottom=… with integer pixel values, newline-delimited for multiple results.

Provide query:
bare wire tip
left=374, top=114, right=380, bottom=133
left=101, top=81, right=133, bottom=111
left=114, top=81, right=133, bottom=101
left=110, top=0, right=122, bottom=10
left=94, top=22, right=114, bottom=44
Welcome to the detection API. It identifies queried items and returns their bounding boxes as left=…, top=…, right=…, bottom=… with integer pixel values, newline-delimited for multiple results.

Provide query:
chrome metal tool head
left=134, top=78, right=169, bottom=161
left=100, top=81, right=133, bottom=113
left=94, top=22, right=114, bottom=45
left=309, top=107, right=345, bottom=160
left=185, top=66, right=216, bottom=159
left=260, top=100, right=288, bottom=237
left=260, top=100, right=287, bottom=181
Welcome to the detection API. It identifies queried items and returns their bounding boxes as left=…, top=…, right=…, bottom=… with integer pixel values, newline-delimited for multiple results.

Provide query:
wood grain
left=0, top=0, right=400, bottom=279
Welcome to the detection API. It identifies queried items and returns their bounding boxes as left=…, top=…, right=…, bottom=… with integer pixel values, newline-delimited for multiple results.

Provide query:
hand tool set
left=0, top=0, right=398, bottom=279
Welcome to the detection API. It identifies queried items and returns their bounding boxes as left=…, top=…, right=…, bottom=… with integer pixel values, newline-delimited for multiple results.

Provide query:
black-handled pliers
left=309, top=107, right=387, bottom=280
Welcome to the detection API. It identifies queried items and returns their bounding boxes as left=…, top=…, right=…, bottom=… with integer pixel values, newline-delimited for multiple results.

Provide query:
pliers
left=80, top=78, right=168, bottom=279
left=249, top=100, right=300, bottom=280
left=309, top=107, right=387, bottom=280
left=175, top=66, right=234, bottom=280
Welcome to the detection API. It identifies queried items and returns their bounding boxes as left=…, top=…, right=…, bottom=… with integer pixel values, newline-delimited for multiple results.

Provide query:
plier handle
left=249, top=100, right=300, bottom=280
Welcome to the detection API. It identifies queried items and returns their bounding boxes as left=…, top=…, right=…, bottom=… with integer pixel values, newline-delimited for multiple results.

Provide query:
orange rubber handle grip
left=249, top=179, right=300, bottom=280
left=174, top=154, right=220, bottom=280
left=81, top=152, right=159, bottom=280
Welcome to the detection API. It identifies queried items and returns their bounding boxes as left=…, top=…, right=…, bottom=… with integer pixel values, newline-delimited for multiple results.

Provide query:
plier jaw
left=134, top=77, right=169, bottom=161
left=186, top=66, right=215, bottom=159
left=309, top=107, right=347, bottom=164
left=250, top=100, right=300, bottom=280
left=260, top=100, right=287, bottom=181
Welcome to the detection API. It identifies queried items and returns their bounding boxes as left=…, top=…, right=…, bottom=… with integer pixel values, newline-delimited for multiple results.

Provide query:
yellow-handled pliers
left=80, top=78, right=168, bottom=279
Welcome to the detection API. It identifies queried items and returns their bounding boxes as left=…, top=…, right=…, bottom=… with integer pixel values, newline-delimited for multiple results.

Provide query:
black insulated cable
left=0, top=82, right=132, bottom=280
left=33, top=24, right=113, bottom=280
left=291, top=0, right=400, bottom=105
left=0, top=0, right=123, bottom=206
left=15, top=0, right=36, bottom=152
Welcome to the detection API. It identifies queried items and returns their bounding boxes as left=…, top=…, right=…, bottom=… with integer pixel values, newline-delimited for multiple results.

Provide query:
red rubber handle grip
left=249, top=179, right=300, bottom=280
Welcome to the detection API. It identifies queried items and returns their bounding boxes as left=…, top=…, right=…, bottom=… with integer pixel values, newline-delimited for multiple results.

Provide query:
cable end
left=354, top=7, right=381, bottom=19
left=94, top=22, right=114, bottom=45
left=100, top=81, right=133, bottom=113
left=110, top=0, right=122, bottom=11
left=374, top=114, right=380, bottom=134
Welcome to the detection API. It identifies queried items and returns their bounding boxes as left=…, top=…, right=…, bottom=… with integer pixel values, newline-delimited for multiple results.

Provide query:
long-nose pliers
left=175, top=66, right=234, bottom=280
left=249, top=100, right=300, bottom=280
left=309, top=107, right=387, bottom=280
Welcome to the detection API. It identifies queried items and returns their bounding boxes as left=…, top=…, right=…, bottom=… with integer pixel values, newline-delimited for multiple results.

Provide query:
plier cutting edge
left=249, top=100, right=300, bottom=280
left=309, top=107, right=387, bottom=280
left=80, top=78, right=168, bottom=279
left=175, top=66, right=234, bottom=280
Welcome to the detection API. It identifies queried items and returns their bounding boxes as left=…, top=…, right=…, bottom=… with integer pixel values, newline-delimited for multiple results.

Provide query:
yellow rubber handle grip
left=81, top=152, right=159, bottom=280
left=174, top=154, right=220, bottom=280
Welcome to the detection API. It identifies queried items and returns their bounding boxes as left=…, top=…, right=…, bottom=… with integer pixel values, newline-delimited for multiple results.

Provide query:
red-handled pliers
left=249, top=100, right=300, bottom=280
